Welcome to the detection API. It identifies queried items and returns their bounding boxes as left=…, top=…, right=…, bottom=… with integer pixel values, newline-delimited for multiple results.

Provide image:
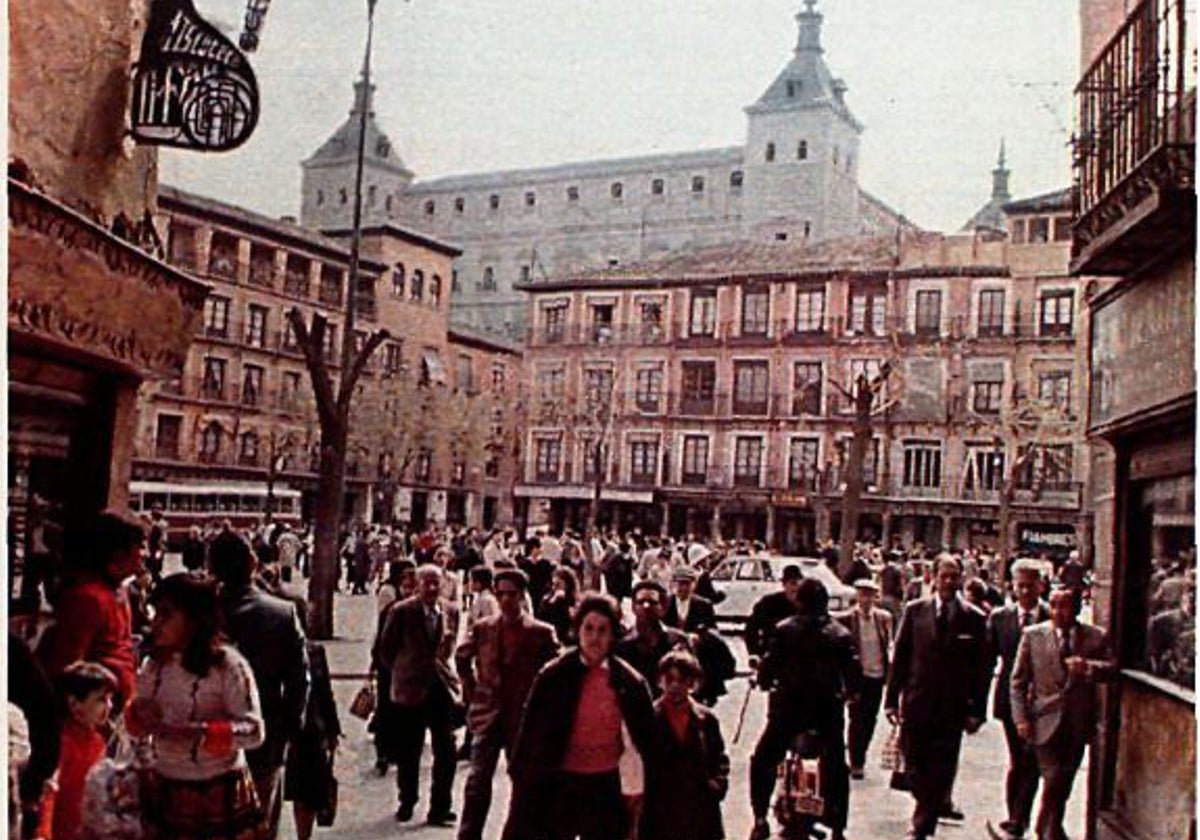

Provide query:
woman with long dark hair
left=127, top=572, right=267, bottom=839
left=537, top=566, right=580, bottom=645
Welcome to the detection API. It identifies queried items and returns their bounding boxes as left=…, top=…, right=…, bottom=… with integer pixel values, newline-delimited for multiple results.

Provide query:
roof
left=1003, top=188, right=1072, bottom=214
left=320, top=222, right=463, bottom=258
left=447, top=325, right=523, bottom=356
left=303, top=80, right=412, bottom=177
left=960, top=198, right=1010, bottom=234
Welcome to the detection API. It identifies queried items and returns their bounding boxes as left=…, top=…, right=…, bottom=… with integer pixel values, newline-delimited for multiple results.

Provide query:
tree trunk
left=308, top=421, right=347, bottom=640
left=998, top=478, right=1014, bottom=583
left=838, top=382, right=873, bottom=580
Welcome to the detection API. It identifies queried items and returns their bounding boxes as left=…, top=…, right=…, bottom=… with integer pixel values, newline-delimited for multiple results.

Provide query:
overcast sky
left=162, top=0, right=1081, bottom=233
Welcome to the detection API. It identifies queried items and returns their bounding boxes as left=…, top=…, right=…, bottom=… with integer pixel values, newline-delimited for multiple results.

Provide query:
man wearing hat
left=664, top=565, right=717, bottom=634
left=745, top=563, right=804, bottom=658
left=835, top=577, right=894, bottom=778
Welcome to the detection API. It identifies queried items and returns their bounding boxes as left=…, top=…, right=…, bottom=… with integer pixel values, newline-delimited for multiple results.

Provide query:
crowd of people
left=8, top=506, right=1126, bottom=840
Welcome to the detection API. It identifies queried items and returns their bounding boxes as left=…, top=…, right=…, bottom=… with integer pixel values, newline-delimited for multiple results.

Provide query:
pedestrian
left=182, top=525, right=207, bottom=572
left=1010, top=588, right=1112, bottom=840
left=465, top=567, right=500, bottom=631
left=10, top=637, right=60, bottom=837
left=616, top=580, right=691, bottom=696
left=537, top=566, right=580, bottom=646
left=601, top=541, right=635, bottom=603
left=208, top=531, right=309, bottom=838
left=885, top=555, right=990, bottom=840
left=502, top=593, right=655, bottom=840
left=640, top=650, right=729, bottom=840
left=284, top=642, right=341, bottom=840
left=370, top=560, right=418, bottom=775
left=834, top=577, right=894, bottom=780
left=37, top=509, right=145, bottom=715
left=984, top=558, right=1050, bottom=840
left=376, top=564, right=462, bottom=826
left=749, top=578, right=860, bottom=840
left=664, top=566, right=717, bottom=633
left=744, top=563, right=803, bottom=659
left=127, top=572, right=268, bottom=840
left=40, top=662, right=117, bottom=840
left=454, top=570, right=559, bottom=840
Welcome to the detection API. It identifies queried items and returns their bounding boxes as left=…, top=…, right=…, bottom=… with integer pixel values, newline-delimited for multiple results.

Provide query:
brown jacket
left=455, top=612, right=558, bottom=742
left=378, top=595, right=461, bottom=707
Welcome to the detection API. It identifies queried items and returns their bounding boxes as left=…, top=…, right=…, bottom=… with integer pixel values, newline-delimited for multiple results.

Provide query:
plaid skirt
left=149, top=766, right=268, bottom=840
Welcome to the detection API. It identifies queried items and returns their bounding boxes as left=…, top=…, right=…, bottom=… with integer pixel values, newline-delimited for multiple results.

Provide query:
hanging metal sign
left=239, top=0, right=272, bottom=52
left=129, top=0, right=259, bottom=152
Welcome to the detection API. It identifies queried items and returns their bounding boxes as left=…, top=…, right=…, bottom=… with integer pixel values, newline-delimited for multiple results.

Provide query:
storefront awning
left=514, top=484, right=655, bottom=504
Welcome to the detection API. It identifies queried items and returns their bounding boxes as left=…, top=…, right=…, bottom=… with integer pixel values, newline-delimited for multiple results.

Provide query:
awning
left=514, top=484, right=655, bottom=504
left=421, top=350, right=448, bottom=386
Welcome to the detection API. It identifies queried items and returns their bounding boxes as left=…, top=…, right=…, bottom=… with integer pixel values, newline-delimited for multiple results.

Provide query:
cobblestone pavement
left=256, top=582, right=1086, bottom=840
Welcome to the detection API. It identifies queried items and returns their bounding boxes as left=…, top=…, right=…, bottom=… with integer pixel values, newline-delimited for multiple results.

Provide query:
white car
left=706, top=554, right=856, bottom=622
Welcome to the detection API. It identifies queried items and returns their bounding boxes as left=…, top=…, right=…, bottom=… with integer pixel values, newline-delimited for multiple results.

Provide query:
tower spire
left=795, top=0, right=823, bottom=54
left=992, top=138, right=1011, bottom=200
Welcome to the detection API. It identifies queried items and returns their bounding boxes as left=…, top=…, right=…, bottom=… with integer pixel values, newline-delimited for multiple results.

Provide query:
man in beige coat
left=1010, top=589, right=1112, bottom=840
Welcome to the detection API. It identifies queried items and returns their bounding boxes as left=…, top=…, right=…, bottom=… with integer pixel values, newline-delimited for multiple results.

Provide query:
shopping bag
left=880, top=724, right=902, bottom=772
left=349, top=681, right=376, bottom=720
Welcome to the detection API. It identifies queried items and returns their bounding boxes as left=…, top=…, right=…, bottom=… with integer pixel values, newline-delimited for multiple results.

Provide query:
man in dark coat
left=664, top=566, right=718, bottom=632
left=885, top=555, right=990, bottom=840
left=984, top=559, right=1050, bottom=840
left=749, top=578, right=861, bottom=840
left=208, top=530, right=310, bottom=839
left=744, top=563, right=803, bottom=658
left=615, top=580, right=691, bottom=696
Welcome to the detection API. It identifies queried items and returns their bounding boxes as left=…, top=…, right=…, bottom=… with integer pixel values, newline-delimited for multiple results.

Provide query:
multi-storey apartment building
left=133, top=186, right=519, bottom=534
left=1071, top=1, right=1196, bottom=838
left=299, top=2, right=910, bottom=339
left=516, top=194, right=1096, bottom=558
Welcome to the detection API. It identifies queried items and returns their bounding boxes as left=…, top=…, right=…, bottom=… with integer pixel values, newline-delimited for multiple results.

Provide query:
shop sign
left=773, top=491, right=810, bottom=508
left=1019, top=524, right=1076, bottom=555
left=130, top=0, right=260, bottom=152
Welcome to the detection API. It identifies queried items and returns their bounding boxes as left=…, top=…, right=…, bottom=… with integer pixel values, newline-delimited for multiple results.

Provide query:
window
left=239, top=431, right=259, bottom=466
left=451, top=270, right=460, bottom=293
left=836, top=437, right=881, bottom=486
left=794, top=287, right=825, bottom=332
left=245, top=304, right=268, bottom=347
left=978, top=289, right=1006, bottom=336
left=455, top=197, right=465, bottom=213
left=1053, top=216, right=1071, bottom=242
left=583, top=367, right=614, bottom=416
left=430, top=274, right=442, bottom=306
left=319, top=266, right=343, bottom=306
left=1038, top=371, right=1072, bottom=414
left=590, top=304, right=615, bottom=343
left=963, top=445, right=1005, bottom=492
left=691, top=176, right=706, bottom=194
left=786, top=80, right=797, bottom=98
left=316, top=190, right=324, bottom=206
left=903, top=440, right=943, bottom=488
left=634, top=366, right=663, bottom=412
left=849, top=290, right=886, bottom=335
left=543, top=304, right=567, bottom=343
left=1010, top=219, right=1027, bottom=244
left=733, top=360, right=770, bottom=415
left=284, top=255, right=310, bottom=297
left=798, top=140, right=808, bottom=160
left=415, top=449, right=432, bottom=482
left=680, top=361, right=716, bottom=414
left=730, top=170, right=744, bottom=189
left=410, top=269, right=424, bottom=301
left=241, top=365, right=263, bottom=406
left=385, top=195, right=393, bottom=212
left=793, top=362, right=823, bottom=415
left=679, top=436, right=710, bottom=485
left=481, top=267, right=496, bottom=291
left=972, top=380, right=1003, bottom=414
left=534, top=437, right=562, bottom=482
left=339, top=188, right=348, bottom=204
left=519, top=265, right=531, bottom=284
left=611, top=182, right=624, bottom=199
left=167, top=224, right=198, bottom=268
left=281, top=318, right=299, bottom=352
left=367, top=185, right=377, bottom=207
left=689, top=289, right=717, bottom=337
left=537, top=367, right=566, bottom=403
left=1028, top=216, right=1050, bottom=243
left=525, top=191, right=536, bottom=207
left=847, top=359, right=883, bottom=407
left=1039, top=291, right=1074, bottom=336
left=208, top=233, right=238, bottom=279
left=202, top=357, right=227, bottom=399
left=203, top=296, right=230, bottom=338
left=489, top=194, right=500, bottom=210
left=392, top=264, right=405, bottom=297
left=765, top=142, right=776, bottom=163
left=154, top=415, right=182, bottom=460
left=280, top=371, right=302, bottom=409
left=200, top=422, right=223, bottom=463
left=248, top=244, right=275, bottom=286
left=383, top=342, right=402, bottom=375
left=741, top=286, right=770, bottom=336
left=733, top=437, right=764, bottom=487
left=629, top=441, right=659, bottom=485
left=640, top=302, right=664, bottom=341
left=651, top=178, right=665, bottom=195
left=914, top=290, right=942, bottom=336
left=788, top=438, right=820, bottom=490
left=491, top=365, right=506, bottom=392
left=567, top=185, right=580, bottom=202
left=1041, top=444, right=1075, bottom=489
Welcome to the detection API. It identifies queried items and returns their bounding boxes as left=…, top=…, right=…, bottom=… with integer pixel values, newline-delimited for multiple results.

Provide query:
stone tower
left=742, top=0, right=863, bottom=241
left=960, top=140, right=1012, bottom=233
left=300, top=77, right=413, bottom=231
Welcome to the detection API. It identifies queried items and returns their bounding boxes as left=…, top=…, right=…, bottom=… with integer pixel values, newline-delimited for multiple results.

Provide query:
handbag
left=880, top=724, right=902, bottom=771
left=349, top=680, right=376, bottom=720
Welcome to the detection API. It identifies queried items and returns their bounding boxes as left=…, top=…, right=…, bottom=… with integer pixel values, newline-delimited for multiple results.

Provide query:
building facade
left=516, top=201, right=1096, bottom=555
left=133, top=186, right=519, bottom=535
left=299, top=1, right=910, bottom=339
left=8, top=0, right=207, bottom=615
left=1072, top=1, right=1196, bottom=838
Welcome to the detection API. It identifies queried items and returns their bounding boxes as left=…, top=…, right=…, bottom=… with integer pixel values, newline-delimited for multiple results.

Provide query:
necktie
left=937, top=600, right=950, bottom=639
left=1021, top=611, right=1034, bottom=629
left=1061, top=627, right=1073, bottom=659
left=426, top=608, right=439, bottom=641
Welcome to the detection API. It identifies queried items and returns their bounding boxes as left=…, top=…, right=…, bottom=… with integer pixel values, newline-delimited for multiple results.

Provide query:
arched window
left=798, top=140, right=808, bottom=161
left=489, top=194, right=500, bottom=210
left=691, top=176, right=705, bottom=193
left=611, top=182, right=624, bottom=199
left=482, top=267, right=496, bottom=291
left=424, top=199, right=436, bottom=216
left=765, top=142, right=776, bottom=163
left=430, top=274, right=442, bottom=306
left=411, top=269, right=424, bottom=301
left=392, top=263, right=405, bottom=297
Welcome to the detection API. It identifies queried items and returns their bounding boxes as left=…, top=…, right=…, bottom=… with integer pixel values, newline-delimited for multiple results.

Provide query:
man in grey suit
left=986, top=559, right=1051, bottom=840
left=886, top=555, right=990, bottom=840
left=1011, top=588, right=1112, bottom=840
left=378, top=563, right=463, bottom=826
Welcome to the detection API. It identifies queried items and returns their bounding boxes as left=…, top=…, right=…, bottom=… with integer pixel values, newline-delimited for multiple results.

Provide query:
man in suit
left=664, top=565, right=717, bottom=633
left=835, top=578, right=894, bottom=779
left=208, top=530, right=309, bottom=839
left=378, top=563, right=463, bottom=826
left=615, top=580, right=691, bottom=695
left=455, top=569, right=559, bottom=840
left=1011, top=588, right=1112, bottom=840
left=985, top=559, right=1051, bottom=840
left=665, top=565, right=732, bottom=706
left=886, top=555, right=990, bottom=840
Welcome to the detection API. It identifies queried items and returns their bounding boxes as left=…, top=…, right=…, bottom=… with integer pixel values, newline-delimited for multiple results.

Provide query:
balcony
left=1073, top=0, right=1196, bottom=274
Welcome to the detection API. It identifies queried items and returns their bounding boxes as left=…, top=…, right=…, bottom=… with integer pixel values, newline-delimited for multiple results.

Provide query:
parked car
left=705, top=554, right=855, bottom=622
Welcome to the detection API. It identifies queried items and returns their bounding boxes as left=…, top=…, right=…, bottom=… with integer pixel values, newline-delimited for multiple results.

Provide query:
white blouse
left=136, top=644, right=264, bottom=781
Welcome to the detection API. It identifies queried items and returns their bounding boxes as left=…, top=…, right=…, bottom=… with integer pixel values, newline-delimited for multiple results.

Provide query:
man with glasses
left=616, top=580, right=691, bottom=695
left=455, top=570, right=559, bottom=840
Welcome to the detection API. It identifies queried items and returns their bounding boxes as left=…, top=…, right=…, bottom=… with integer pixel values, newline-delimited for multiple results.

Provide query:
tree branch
left=289, top=309, right=337, bottom=429
left=338, top=328, right=391, bottom=415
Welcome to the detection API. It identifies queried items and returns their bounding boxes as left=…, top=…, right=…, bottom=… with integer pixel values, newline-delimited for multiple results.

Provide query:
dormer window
left=489, top=194, right=500, bottom=210
left=339, top=188, right=348, bottom=204
left=611, top=182, right=624, bottom=199
left=798, top=140, right=808, bottom=161
left=766, top=142, right=776, bottom=163
left=367, top=185, right=377, bottom=206
left=651, top=178, right=665, bottom=195
left=385, top=195, right=393, bottom=212
left=424, top=199, right=435, bottom=216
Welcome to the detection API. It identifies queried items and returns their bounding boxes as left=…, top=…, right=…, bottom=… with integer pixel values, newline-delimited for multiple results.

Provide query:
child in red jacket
left=39, top=662, right=117, bottom=840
